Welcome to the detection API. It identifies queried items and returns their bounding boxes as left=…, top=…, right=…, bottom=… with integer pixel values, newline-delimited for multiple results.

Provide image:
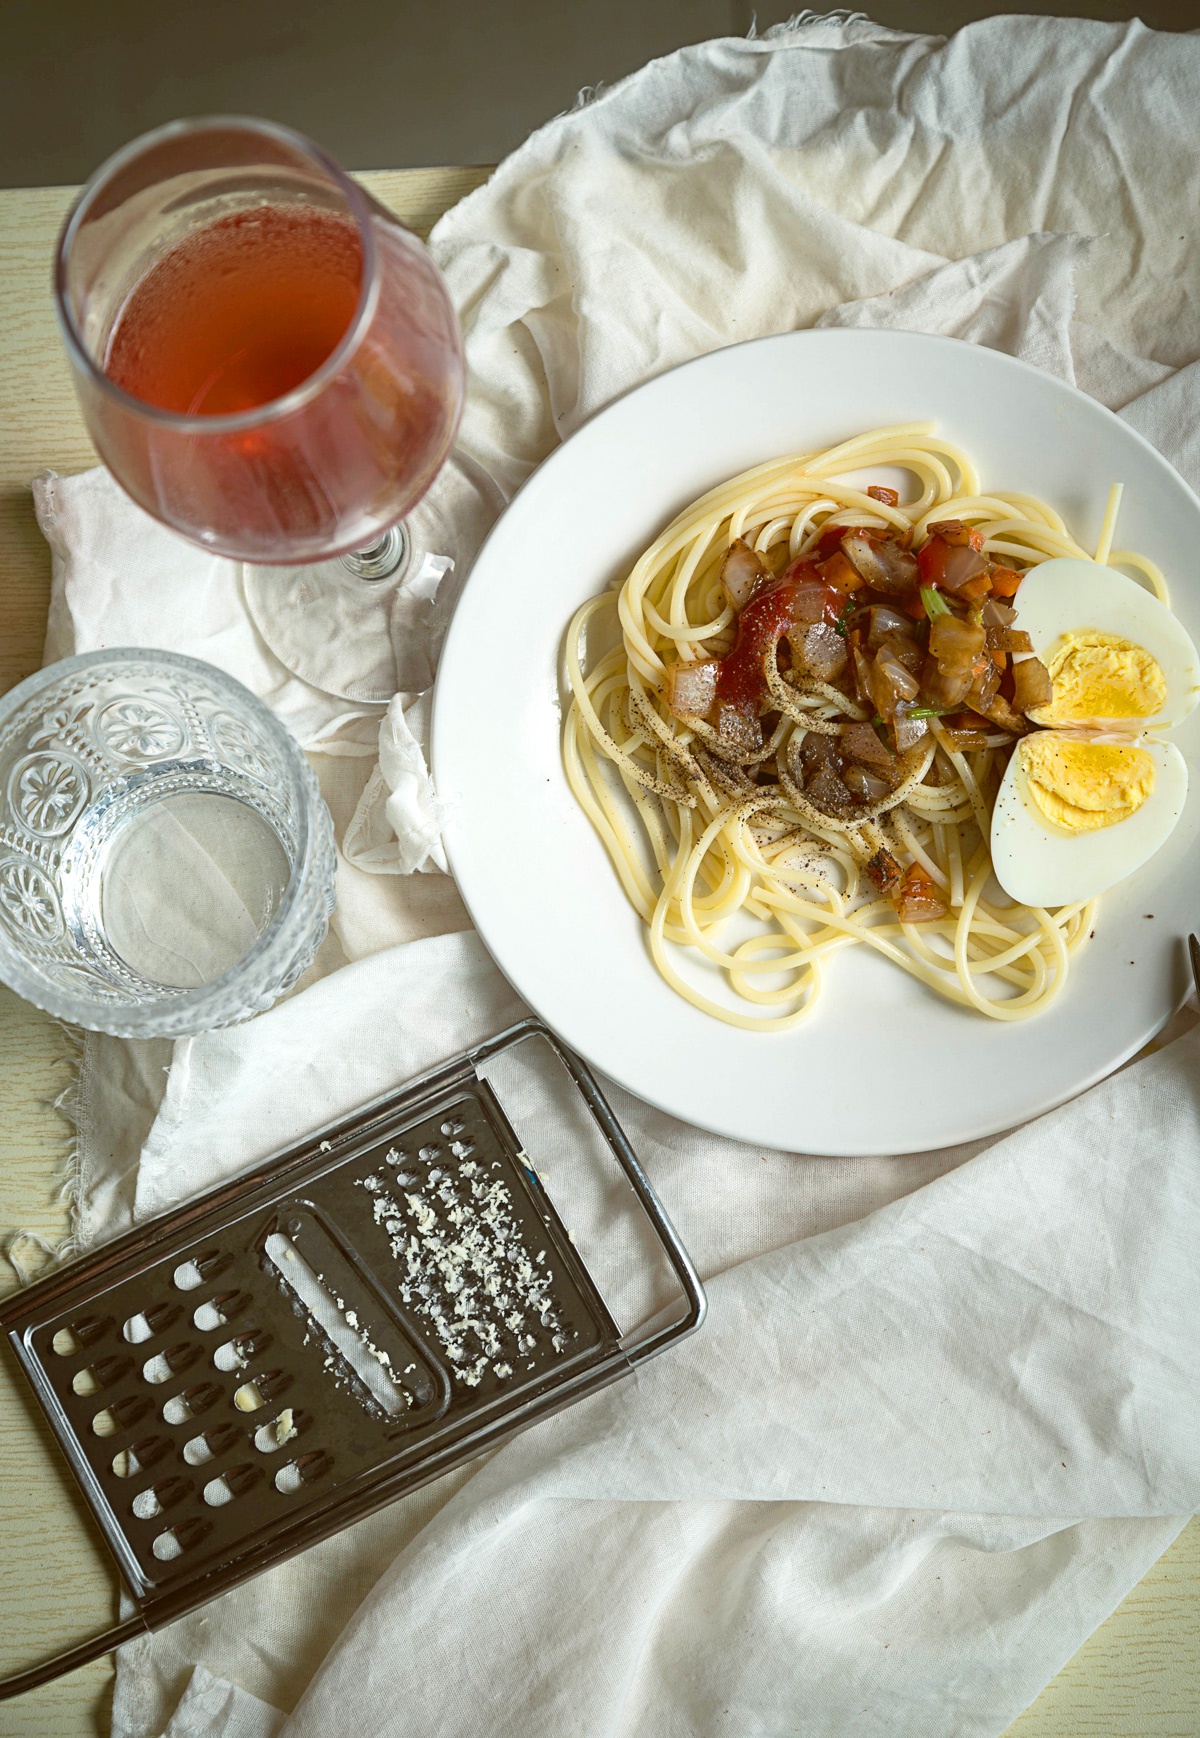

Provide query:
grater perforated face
left=1, top=1022, right=704, bottom=1697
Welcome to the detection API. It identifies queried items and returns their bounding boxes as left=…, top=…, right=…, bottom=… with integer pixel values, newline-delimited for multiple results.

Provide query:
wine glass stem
left=339, top=523, right=409, bottom=582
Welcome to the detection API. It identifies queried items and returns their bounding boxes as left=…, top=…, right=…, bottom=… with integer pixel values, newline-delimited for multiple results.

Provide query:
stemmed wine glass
left=54, top=116, right=466, bottom=695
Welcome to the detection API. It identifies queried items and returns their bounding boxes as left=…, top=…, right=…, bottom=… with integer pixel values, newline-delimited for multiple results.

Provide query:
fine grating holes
left=440, top=1118, right=466, bottom=1137
left=51, top=1326, right=81, bottom=1356
left=73, top=1367, right=101, bottom=1397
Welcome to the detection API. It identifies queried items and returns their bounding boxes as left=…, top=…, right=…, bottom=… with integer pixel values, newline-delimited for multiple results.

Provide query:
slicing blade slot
left=263, top=1229, right=441, bottom=1418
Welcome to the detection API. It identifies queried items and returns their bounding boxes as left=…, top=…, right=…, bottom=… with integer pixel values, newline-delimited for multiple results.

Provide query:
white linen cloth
left=27, top=13, right=1200, bottom=1736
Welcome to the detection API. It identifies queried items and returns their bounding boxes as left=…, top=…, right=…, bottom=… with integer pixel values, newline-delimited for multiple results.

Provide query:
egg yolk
left=1019, top=735, right=1156, bottom=833
left=1030, top=632, right=1167, bottom=726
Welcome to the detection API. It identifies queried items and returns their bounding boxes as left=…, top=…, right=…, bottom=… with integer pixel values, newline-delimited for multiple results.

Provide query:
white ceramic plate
left=432, top=330, right=1200, bottom=1155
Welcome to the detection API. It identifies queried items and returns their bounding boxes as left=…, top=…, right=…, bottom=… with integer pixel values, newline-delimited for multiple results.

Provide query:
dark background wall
left=0, top=0, right=1194, bottom=188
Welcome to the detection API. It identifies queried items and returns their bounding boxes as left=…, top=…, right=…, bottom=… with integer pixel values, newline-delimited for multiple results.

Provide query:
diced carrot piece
left=817, top=551, right=866, bottom=594
left=958, top=572, right=993, bottom=601
left=989, top=566, right=1023, bottom=597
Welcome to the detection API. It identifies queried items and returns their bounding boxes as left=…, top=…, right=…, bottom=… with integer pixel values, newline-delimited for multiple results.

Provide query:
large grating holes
left=274, top=1450, right=332, bottom=1495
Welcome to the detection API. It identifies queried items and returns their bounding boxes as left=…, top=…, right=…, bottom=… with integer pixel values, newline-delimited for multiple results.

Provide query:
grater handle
left=0, top=1614, right=147, bottom=1702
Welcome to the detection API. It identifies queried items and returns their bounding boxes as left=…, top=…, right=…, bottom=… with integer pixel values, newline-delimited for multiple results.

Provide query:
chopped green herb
left=906, top=706, right=952, bottom=720
left=921, top=586, right=950, bottom=619
left=833, top=599, right=856, bottom=639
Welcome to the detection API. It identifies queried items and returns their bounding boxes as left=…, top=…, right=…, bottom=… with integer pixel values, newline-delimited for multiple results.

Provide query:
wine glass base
left=244, top=522, right=450, bottom=702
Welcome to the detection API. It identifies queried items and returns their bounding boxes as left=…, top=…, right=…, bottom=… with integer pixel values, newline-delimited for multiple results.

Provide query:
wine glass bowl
left=55, top=117, right=465, bottom=565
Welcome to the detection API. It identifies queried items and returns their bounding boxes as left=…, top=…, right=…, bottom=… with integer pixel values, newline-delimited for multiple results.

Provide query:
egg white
left=990, top=737, right=1188, bottom=907
left=1012, top=558, right=1200, bottom=729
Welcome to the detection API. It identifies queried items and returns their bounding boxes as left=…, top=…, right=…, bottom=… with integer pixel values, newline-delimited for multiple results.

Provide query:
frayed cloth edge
left=2, top=1021, right=85, bottom=1284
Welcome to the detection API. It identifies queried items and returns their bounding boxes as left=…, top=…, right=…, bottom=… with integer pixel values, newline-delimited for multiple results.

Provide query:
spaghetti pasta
left=562, top=424, right=1138, bottom=1029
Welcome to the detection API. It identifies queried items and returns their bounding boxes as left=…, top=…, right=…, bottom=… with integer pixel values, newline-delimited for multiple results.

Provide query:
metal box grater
left=0, top=1018, right=704, bottom=1699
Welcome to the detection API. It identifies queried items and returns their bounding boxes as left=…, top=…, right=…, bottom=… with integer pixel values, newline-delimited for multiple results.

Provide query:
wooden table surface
left=1, top=168, right=1197, bottom=1738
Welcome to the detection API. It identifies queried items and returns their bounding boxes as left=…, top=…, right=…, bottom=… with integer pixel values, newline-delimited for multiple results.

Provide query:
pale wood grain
left=1, top=162, right=1197, bottom=1737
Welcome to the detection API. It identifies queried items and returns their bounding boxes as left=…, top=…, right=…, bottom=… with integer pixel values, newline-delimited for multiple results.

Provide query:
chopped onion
left=981, top=597, right=1017, bottom=627
left=851, top=644, right=876, bottom=708
left=874, top=541, right=920, bottom=593
left=840, top=721, right=895, bottom=770
left=968, top=659, right=1001, bottom=711
left=664, top=659, right=718, bottom=720
left=975, top=691, right=1028, bottom=733
left=891, top=700, right=930, bottom=752
left=921, top=655, right=974, bottom=708
left=878, top=629, right=924, bottom=675
left=841, top=533, right=919, bottom=595
left=805, top=763, right=854, bottom=816
left=799, top=731, right=841, bottom=774
left=1012, top=656, right=1053, bottom=712
left=928, top=615, right=986, bottom=664
left=796, top=622, right=848, bottom=681
left=720, top=538, right=771, bottom=610
left=866, top=605, right=911, bottom=647
left=873, top=647, right=920, bottom=708
left=840, top=533, right=890, bottom=588
left=986, top=626, right=1034, bottom=655
left=844, top=765, right=892, bottom=801
left=715, top=703, right=763, bottom=753
left=895, top=862, right=948, bottom=922
left=937, top=544, right=989, bottom=594
left=790, top=582, right=830, bottom=625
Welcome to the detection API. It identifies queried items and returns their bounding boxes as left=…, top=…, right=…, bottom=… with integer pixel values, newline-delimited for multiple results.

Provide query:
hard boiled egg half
left=990, top=558, right=1198, bottom=907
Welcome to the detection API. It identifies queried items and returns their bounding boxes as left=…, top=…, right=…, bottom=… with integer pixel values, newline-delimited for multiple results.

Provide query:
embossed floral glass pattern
left=0, top=650, right=336, bottom=1037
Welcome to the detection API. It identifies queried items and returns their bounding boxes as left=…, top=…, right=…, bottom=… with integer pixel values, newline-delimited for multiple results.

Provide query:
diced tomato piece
left=814, top=525, right=850, bottom=560
left=867, top=485, right=900, bottom=507
left=916, top=535, right=950, bottom=587
left=988, top=565, right=1024, bottom=597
